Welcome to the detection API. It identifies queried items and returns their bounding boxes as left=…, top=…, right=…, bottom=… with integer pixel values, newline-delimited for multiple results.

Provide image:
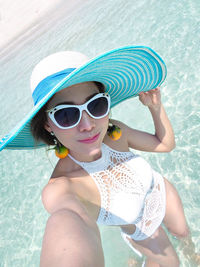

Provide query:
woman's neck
left=69, top=147, right=103, bottom=162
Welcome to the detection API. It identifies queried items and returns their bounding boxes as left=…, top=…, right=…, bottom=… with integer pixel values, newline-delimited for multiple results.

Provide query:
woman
left=0, top=46, right=190, bottom=266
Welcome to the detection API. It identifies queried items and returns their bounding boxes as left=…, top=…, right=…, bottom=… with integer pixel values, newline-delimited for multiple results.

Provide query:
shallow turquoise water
left=0, top=0, right=200, bottom=266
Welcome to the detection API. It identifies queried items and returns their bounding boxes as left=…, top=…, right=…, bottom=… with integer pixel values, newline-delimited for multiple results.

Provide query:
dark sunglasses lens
left=54, top=107, right=80, bottom=127
left=88, top=97, right=108, bottom=117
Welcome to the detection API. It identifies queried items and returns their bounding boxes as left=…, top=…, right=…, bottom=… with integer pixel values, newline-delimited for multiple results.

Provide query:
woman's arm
left=121, top=87, right=175, bottom=152
left=40, top=178, right=104, bottom=267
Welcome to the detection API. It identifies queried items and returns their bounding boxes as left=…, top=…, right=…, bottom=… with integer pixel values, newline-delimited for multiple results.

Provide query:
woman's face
left=45, top=82, right=109, bottom=161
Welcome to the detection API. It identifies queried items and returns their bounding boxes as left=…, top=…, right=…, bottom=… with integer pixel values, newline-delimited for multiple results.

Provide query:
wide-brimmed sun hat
left=0, top=45, right=167, bottom=151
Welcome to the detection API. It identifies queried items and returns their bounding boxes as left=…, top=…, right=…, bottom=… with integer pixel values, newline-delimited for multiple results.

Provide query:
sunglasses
left=46, top=93, right=110, bottom=129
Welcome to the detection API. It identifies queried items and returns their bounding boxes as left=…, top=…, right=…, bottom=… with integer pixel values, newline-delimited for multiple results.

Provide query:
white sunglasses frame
left=46, top=93, right=110, bottom=129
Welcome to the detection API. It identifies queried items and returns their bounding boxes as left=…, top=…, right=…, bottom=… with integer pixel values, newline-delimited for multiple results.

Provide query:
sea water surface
left=0, top=0, right=199, bottom=266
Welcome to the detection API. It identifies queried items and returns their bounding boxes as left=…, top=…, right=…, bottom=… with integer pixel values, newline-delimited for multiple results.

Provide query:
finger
left=150, top=88, right=161, bottom=96
left=151, top=87, right=160, bottom=93
left=154, top=87, right=160, bottom=92
left=147, top=88, right=157, bottom=94
left=139, top=92, right=145, bottom=100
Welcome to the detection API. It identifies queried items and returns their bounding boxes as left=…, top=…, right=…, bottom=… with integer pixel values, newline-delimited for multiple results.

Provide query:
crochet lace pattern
left=68, top=143, right=165, bottom=240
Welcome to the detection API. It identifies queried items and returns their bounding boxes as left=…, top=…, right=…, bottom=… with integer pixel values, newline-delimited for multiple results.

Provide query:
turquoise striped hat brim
left=0, top=46, right=167, bottom=151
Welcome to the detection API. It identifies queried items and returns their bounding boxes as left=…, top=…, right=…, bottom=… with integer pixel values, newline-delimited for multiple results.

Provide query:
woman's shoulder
left=42, top=156, right=84, bottom=206
left=104, top=119, right=130, bottom=151
left=41, top=176, right=72, bottom=213
left=50, top=154, right=83, bottom=179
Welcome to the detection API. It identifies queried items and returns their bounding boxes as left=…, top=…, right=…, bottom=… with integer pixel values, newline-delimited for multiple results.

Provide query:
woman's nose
left=78, top=111, right=95, bottom=132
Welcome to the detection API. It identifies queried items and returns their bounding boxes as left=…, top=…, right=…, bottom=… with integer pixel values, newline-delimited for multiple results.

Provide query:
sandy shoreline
left=0, top=0, right=83, bottom=61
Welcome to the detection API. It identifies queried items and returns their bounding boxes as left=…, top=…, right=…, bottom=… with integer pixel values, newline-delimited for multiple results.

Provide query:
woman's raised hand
left=139, top=87, right=161, bottom=110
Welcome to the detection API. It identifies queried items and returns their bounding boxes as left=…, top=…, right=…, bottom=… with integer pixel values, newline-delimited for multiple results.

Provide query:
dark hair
left=94, top=81, right=105, bottom=93
left=30, top=81, right=105, bottom=145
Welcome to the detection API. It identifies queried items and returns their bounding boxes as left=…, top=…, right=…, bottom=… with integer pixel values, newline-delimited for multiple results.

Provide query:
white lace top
left=68, top=143, right=166, bottom=240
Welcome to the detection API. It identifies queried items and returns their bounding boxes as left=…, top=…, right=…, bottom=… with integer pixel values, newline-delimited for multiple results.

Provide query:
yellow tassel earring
left=50, top=132, right=69, bottom=159
left=107, top=123, right=122, bottom=141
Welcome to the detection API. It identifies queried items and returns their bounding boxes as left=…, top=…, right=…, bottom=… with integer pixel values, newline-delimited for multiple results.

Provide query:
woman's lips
left=78, top=133, right=100, bottom=144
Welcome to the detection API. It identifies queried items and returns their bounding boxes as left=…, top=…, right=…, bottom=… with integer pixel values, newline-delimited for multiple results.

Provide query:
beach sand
left=0, top=0, right=84, bottom=60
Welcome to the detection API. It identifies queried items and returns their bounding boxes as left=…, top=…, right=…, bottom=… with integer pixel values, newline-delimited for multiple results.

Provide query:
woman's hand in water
left=139, top=87, right=161, bottom=110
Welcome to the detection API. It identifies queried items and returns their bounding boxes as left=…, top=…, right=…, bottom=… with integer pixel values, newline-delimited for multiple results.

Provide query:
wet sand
left=0, top=0, right=84, bottom=60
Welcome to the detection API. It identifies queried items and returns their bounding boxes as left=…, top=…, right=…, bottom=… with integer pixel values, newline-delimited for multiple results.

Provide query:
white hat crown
left=30, top=51, right=89, bottom=93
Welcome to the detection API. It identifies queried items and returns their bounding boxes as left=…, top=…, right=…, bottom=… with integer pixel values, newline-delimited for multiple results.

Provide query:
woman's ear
left=44, top=122, right=52, bottom=133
